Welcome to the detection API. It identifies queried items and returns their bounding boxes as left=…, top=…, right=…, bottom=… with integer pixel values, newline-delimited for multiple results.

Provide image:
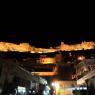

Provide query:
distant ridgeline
left=0, top=41, right=95, bottom=53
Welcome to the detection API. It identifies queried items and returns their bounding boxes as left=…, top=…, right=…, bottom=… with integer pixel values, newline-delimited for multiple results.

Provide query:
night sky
left=0, top=3, right=95, bottom=48
left=0, top=31, right=95, bottom=48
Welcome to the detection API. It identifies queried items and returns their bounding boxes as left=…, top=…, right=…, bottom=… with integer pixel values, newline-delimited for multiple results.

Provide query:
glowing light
left=51, top=82, right=60, bottom=88
left=78, top=56, right=85, bottom=61
left=40, top=58, right=56, bottom=64
left=17, top=86, right=26, bottom=93
left=31, top=72, right=56, bottom=76
left=51, top=81, right=60, bottom=95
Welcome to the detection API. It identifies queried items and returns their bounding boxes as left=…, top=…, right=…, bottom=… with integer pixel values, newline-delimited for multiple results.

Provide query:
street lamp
left=51, top=81, right=60, bottom=95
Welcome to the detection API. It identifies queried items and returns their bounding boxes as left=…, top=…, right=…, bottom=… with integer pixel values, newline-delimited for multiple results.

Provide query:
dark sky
left=0, top=3, right=95, bottom=48
left=0, top=8, right=95, bottom=48
left=0, top=31, right=95, bottom=48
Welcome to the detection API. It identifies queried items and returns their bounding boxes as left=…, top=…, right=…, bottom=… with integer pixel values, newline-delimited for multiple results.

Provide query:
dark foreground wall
left=86, top=78, right=95, bottom=95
